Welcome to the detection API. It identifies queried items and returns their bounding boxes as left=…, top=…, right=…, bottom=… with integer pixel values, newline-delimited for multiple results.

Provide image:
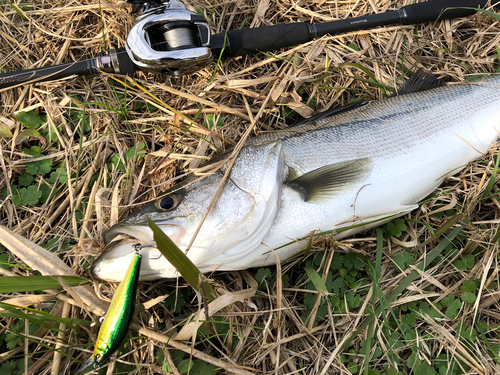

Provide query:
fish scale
left=92, top=73, right=500, bottom=281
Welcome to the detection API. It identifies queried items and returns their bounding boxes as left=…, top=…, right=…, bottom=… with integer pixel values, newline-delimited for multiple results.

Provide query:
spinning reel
left=125, top=0, right=212, bottom=76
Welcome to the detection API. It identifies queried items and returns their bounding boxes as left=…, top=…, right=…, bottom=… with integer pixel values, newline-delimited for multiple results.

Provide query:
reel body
left=126, top=0, right=212, bottom=76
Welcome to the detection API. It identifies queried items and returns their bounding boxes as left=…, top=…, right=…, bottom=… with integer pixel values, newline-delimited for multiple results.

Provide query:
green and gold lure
left=78, top=245, right=142, bottom=373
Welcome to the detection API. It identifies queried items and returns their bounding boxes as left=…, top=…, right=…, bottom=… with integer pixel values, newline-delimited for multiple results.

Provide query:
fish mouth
left=103, top=220, right=186, bottom=245
left=91, top=220, right=187, bottom=281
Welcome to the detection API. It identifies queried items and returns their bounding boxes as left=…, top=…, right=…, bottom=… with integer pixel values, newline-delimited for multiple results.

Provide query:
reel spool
left=126, top=0, right=211, bottom=76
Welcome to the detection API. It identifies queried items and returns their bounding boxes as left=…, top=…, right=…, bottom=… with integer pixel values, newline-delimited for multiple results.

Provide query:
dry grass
left=1, top=0, right=500, bottom=374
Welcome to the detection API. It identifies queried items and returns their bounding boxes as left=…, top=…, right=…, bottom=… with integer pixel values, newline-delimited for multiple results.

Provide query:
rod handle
left=403, top=0, right=489, bottom=24
left=213, top=23, right=312, bottom=58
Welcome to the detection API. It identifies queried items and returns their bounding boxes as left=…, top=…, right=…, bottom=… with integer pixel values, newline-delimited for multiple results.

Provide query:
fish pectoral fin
left=285, top=158, right=372, bottom=202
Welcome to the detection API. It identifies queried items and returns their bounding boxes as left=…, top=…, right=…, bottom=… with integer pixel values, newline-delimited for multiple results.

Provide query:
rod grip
left=403, top=0, right=489, bottom=24
left=216, top=23, right=312, bottom=57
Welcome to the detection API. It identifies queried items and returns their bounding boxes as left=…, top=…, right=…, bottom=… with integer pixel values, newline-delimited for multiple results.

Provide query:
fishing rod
left=0, top=0, right=490, bottom=90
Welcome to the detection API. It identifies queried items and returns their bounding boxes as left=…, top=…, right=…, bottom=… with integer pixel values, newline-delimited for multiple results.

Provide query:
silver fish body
left=92, top=74, right=500, bottom=281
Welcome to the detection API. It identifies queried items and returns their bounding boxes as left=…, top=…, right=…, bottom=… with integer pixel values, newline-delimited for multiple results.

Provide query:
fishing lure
left=78, top=245, right=142, bottom=373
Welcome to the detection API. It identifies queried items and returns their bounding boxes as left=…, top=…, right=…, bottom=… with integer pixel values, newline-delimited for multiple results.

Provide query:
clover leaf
left=19, top=185, right=43, bottom=206
left=385, top=218, right=407, bottom=237
left=23, top=146, right=53, bottom=175
left=17, top=111, right=45, bottom=129
left=393, top=251, right=415, bottom=270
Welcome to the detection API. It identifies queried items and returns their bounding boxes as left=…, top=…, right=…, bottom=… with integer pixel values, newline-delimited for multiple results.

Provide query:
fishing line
left=147, top=21, right=199, bottom=51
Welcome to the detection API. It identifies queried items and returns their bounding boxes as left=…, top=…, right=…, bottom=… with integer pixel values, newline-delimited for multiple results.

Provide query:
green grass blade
left=482, top=150, right=500, bottom=200
left=0, top=303, right=67, bottom=334
left=458, top=7, right=500, bottom=22
left=304, top=268, right=328, bottom=294
left=7, top=2, right=27, bottom=21
left=148, top=218, right=215, bottom=301
left=0, top=275, right=89, bottom=293
left=0, top=302, right=88, bottom=335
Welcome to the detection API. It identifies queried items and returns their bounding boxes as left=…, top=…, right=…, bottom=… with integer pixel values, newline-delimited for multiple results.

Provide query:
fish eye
left=156, top=194, right=181, bottom=211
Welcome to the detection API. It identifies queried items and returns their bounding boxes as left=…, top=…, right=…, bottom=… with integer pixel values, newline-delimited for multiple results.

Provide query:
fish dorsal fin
left=294, top=101, right=367, bottom=126
left=394, top=68, right=446, bottom=96
left=285, top=158, right=372, bottom=202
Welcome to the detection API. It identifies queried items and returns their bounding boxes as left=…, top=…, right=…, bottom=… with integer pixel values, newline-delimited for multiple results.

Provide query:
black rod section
left=0, top=59, right=98, bottom=89
left=212, top=0, right=489, bottom=57
left=0, top=48, right=135, bottom=89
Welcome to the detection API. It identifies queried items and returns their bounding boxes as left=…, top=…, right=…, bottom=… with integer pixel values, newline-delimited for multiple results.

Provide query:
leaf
left=346, top=43, right=360, bottom=51
left=202, top=114, right=225, bottom=129
left=444, top=298, right=462, bottom=319
left=406, top=351, right=421, bottom=368
left=33, top=159, right=53, bottom=175
left=454, top=254, right=475, bottom=270
left=281, top=274, right=290, bottom=288
left=178, top=359, right=193, bottom=374
left=460, top=326, right=477, bottom=342
left=0, top=253, right=10, bottom=270
left=460, top=280, right=477, bottom=292
left=23, top=147, right=53, bottom=175
left=49, top=166, right=69, bottom=184
left=393, top=251, right=415, bottom=270
left=18, top=174, right=33, bottom=187
left=11, top=195, right=23, bottom=207
left=345, top=291, right=362, bottom=309
left=38, top=184, right=54, bottom=204
left=461, top=292, right=476, bottom=303
left=482, top=147, right=500, bottom=200
left=346, top=362, right=358, bottom=374
left=386, top=368, right=404, bottom=375
left=14, top=129, right=42, bottom=145
left=109, top=144, right=146, bottom=172
left=23, top=145, right=41, bottom=156
left=148, top=218, right=214, bottom=301
left=305, top=268, right=328, bottom=294
left=303, top=293, right=317, bottom=312
left=441, top=295, right=456, bottom=307
left=163, top=292, right=186, bottom=314
left=190, top=359, right=219, bottom=375
left=17, top=111, right=44, bottom=129
left=125, top=143, right=146, bottom=162
left=0, top=275, right=88, bottom=293
left=0, top=360, right=17, bottom=373
left=331, top=277, right=345, bottom=294
left=419, top=301, right=441, bottom=319
left=330, top=253, right=344, bottom=270
left=255, top=268, right=271, bottom=286
left=328, top=295, right=340, bottom=307
left=19, top=185, right=42, bottom=206
left=40, top=237, right=73, bottom=252
left=386, top=218, right=407, bottom=237
left=0, top=123, right=12, bottom=138
left=414, top=362, right=438, bottom=375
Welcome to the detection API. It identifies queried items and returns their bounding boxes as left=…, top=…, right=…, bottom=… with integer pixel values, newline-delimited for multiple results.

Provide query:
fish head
left=91, top=142, right=284, bottom=281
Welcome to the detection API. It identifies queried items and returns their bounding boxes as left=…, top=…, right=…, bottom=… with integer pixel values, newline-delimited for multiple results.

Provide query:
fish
left=78, top=249, right=141, bottom=372
left=91, top=70, right=500, bottom=282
